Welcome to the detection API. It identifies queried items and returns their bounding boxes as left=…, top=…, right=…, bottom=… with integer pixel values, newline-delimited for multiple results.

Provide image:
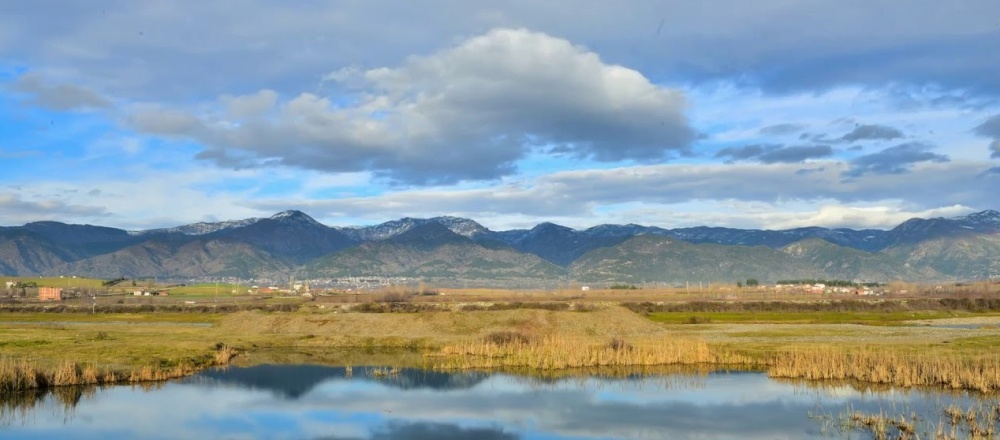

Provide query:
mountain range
left=2, top=209, right=999, bottom=285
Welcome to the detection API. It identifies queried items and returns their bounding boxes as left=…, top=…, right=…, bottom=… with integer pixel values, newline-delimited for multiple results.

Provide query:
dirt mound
left=218, top=306, right=667, bottom=343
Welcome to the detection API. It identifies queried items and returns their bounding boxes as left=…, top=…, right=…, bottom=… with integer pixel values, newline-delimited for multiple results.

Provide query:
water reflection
left=0, top=365, right=995, bottom=439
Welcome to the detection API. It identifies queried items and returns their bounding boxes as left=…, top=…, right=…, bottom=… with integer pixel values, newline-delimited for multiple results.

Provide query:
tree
left=736, top=281, right=743, bottom=288
left=746, top=278, right=759, bottom=287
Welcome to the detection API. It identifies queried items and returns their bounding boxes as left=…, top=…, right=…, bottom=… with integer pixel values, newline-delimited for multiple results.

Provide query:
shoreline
left=3, top=302, right=1000, bottom=394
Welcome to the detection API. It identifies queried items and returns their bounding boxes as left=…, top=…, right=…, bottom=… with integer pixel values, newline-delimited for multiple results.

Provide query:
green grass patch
left=4, top=276, right=105, bottom=288
left=0, top=312, right=225, bottom=324
left=645, top=310, right=984, bottom=325
left=162, top=283, right=253, bottom=296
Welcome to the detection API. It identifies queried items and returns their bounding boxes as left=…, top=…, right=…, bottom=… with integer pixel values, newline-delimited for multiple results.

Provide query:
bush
left=376, top=292, right=413, bottom=303
left=606, top=338, right=633, bottom=351
left=685, top=316, right=713, bottom=324
left=484, top=330, right=533, bottom=346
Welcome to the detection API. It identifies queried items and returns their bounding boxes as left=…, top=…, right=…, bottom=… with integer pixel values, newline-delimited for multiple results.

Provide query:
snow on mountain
left=129, top=218, right=262, bottom=236
left=957, top=210, right=1000, bottom=226
left=337, top=216, right=490, bottom=242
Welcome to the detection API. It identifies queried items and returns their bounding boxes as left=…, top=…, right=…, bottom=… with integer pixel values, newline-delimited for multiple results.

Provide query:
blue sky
left=1, top=1, right=999, bottom=231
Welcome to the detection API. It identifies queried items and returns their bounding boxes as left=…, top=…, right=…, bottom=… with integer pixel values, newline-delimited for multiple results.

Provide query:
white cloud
left=127, top=28, right=695, bottom=184
left=247, top=160, right=999, bottom=230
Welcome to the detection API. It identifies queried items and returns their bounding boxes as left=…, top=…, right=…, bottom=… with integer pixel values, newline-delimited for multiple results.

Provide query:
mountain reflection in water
left=0, top=364, right=992, bottom=439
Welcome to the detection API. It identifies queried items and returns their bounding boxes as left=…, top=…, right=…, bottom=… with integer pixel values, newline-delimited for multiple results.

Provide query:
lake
left=1, top=364, right=995, bottom=439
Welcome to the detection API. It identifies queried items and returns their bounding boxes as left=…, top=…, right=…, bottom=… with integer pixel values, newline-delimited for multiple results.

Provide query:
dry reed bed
left=432, top=334, right=1000, bottom=393
left=431, top=336, right=756, bottom=370
left=0, top=344, right=238, bottom=394
left=768, top=349, right=1000, bottom=393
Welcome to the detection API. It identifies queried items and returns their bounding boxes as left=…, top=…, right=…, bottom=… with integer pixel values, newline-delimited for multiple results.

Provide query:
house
left=38, top=287, right=63, bottom=301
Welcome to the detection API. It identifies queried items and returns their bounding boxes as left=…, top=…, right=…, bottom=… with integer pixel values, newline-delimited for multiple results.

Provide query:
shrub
left=606, top=338, right=633, bottom=352
left=484, top=330, right=532, bottom=346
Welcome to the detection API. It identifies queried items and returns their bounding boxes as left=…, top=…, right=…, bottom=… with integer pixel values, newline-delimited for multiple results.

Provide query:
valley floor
left=3, top=299, right=1000, bottom=393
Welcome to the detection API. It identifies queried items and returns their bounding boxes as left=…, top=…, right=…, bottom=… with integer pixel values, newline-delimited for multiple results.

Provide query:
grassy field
left=3, top=276, right=105, bottom=288
left=163, top=283, right=253, bottom=296
left=645, top=310, right=1000, bottom=325
left=3, top=300, right=1000, bottom=393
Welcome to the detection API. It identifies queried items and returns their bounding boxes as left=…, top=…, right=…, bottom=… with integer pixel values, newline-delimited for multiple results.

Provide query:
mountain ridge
left=2, top=210, right=998, bottom=283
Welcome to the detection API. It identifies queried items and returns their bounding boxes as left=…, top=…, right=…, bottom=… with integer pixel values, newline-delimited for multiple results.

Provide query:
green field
left=645, top=310, right=1000, bottom=325
left=3, top=276, right=106, bottom=288
left=163, top=283, right=254, bottom=296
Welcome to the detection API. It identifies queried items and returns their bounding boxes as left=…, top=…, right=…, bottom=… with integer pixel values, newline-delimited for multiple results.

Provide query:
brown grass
left=767, top=349, right=1000, bottom=392
left=432, top=335, right=754, bottom=370
left=0, top=343, right=239, bottom=393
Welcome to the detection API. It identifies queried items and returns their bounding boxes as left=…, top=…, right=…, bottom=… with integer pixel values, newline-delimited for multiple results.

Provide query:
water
left=1, top=365, right=995, bottom=439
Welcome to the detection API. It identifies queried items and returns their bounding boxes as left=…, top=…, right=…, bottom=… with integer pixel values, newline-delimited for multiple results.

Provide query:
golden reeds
left=0, top=343, right=240, bottom=393
left=768, top=349, right=1000, bottom=393
left=432, top=335, right=755, bottom=371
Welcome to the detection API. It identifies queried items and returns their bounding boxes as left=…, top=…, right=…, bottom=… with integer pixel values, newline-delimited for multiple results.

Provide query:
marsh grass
left=0, top=343, right=239, bottom=393
left=432, top=335, right=755, bottom=370
left=768, top=349, right=1000, bottom=392
left=838, top=401, right=1000, bottom=440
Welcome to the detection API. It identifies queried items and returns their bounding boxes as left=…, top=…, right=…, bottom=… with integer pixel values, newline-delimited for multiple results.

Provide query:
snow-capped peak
left=957, top=210, right=1000, bottom=226
left=269, top=210, right=324, bottom=226
left=128, top=217, right=261, bottom=236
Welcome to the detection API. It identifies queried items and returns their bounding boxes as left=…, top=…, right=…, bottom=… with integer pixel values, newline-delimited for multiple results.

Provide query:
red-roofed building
left=39, top=287, right=63, bottom=301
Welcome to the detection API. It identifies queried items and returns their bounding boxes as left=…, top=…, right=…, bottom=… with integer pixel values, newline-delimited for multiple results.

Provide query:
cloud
left=8, top=72, right=110, bottom=111
left=758, top=123, right=805, bottom=136
left=765, top=204, right=974, bottom=230
left=126, top=106, right=204, bottom=135
left=4, top=1, right=999, bottom=106
left=127, top=28, right=695, bottom=184
left=974, top=115, right=1000, bottom=138
left=843, top=142, right=949, bottom=178
left=248, top=160, right=997, bottom=229
left=0, top=192, right=108, bottom=224
left=840, top=124, right=904, bottom=142
left=977, top=115, right=1000, bottom=159
left=715, top=144, right=832, bottom=163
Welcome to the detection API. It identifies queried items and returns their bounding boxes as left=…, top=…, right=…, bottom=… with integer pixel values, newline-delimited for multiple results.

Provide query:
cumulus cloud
left=843, top=142, right=949, bottom=178
left=840, top=124, right=904, bottom=142
left=127, top=28, right=695, bottom=184
left=9, top=72, right=110, bottom=111
left=715, top=145, right=832, bottom=163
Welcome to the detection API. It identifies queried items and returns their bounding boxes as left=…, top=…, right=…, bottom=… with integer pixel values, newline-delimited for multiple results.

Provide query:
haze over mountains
left=2, top=210, right=999, bottom=285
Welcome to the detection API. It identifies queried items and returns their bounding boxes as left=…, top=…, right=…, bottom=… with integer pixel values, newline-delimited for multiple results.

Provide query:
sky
left=1, top=1, right=999, bottom=232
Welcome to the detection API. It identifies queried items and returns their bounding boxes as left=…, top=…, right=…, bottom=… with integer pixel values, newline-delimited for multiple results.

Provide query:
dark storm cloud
left=843, top=142, right=949, bottom=178
left=840, top=124, right=904, bottom=142
left=715, top=145, right=833, bottom=163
